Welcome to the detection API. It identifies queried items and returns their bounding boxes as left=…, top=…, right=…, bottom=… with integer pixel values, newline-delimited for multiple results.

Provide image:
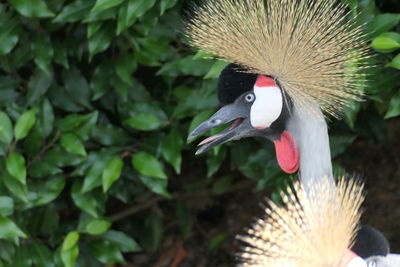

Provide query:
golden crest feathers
left=185, top=0, right=369, bottom=117
left=237, top=178, right=364, bottom=267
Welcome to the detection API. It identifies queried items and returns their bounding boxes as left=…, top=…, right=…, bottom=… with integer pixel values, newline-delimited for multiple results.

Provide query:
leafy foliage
left=0, top=0, right=398, bottom=265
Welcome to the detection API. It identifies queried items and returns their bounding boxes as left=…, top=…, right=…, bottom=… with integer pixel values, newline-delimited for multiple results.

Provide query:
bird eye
left=367, top=261, right=376, bottom=267
left=245, top=93, right=255, bottom=102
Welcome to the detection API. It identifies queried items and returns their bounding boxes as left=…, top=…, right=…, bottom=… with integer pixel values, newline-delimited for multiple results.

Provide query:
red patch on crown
left=255, top=75, right=277, bottom=87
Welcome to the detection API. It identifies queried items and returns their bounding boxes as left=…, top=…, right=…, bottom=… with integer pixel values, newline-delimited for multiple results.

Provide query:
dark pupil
left=246, top=94, right=253, bottom=101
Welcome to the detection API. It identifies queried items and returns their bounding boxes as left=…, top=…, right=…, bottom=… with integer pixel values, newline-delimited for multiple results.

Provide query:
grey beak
left=187, top=103, right=253, bottom=155
left=187, top=104, right=241, bottom=141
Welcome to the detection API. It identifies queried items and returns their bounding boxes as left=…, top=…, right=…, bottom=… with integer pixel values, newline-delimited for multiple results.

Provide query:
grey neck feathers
left=287, top=102, right=334, bottom=191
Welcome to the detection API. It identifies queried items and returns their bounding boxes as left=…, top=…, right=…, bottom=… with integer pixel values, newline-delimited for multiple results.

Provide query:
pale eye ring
left=367, top=261, right=376, bottom=267
left=245, top=93, right=255, bottom=102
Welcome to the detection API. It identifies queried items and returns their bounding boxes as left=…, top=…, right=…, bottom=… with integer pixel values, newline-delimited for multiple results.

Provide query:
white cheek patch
left=347, top=257, right=367, bottom=267
left=250, top=86, right=283, bottom=129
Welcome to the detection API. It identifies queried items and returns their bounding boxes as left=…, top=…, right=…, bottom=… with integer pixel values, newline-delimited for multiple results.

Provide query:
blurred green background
left=0, top=0, right=399, bottom=266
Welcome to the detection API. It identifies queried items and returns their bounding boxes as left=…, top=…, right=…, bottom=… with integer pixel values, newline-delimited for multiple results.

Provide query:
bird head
left=237, top=178, right=366, bottom=267
left=185, top=0, right=369, bottom=174
left=188, top=64, right=299, bottom=174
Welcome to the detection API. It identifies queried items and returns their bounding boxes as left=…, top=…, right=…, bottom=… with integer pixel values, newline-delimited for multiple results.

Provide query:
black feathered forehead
left=352, top=225, right=390, bottom=258
left=217, top=64, right=257, bottom=104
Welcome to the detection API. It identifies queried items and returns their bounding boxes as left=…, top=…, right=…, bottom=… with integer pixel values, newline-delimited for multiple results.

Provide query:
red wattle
left=273, top=131, right=299, bottom=174
left=255, top=75, right=277, bottom=87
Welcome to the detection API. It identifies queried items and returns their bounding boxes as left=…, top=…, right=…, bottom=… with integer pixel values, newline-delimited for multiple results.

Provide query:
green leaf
left=137, top=38, right=173, bottom=62
left=62, top=231, right=79, bottom=251
left=61, top=245, right=79, bottom=267
left=71, top=181, right=99, bottom=217
left=31, top=244, right=54, bottom=267
left=35, top=98, right=54, bottom=138
left=0, top=11, right=20, bottom=55
left=63, top=68, right=92, bottom=111
left=139, top=176, right=171, bottom=198
left=44, top=147, right=85, bottom=167
left=6, top=152, right=26, bottom=184
left=88, top=239, right=124, bottom=264
left=31, top=35, right=54, bottom=75
left=367, top=14, right=400, bottom=38
left=102, top=158, right=123, bottom=192
left=10, top=246, right=31, bottom=266
left=53, top=0, right=94, bottom=23
left=204, top=61, right=229, bottom=79
left=57, top=111, right=98, bottom=140
left=24, top=128, right=43, bottom=156
left=0, top=76, right=19, bottom=104
left=208, top=234, right=227, bottom=251
left=0, top=112, right=13, bottom=144
left=87, top=21, right=103, bottom=39
left=0, top=215, right=26, bottom=238
left=27, top=176, right=65, bottom=207
left=53, top=42, right=69, bottom=69
left=117, top=0, right=157, bottom=34
left=9, top=0, right=55, bottom=18
left=385, top=90, right=400, bottom=119
left=192, top=50, right=215, bottom=60
left=10, top=41, right=31, bottom=69
left=92, top=124, right=130, bottom=146
left=125, top=113, right=162, bottom=131
left=160, top=0, right=178, bottom=15
left=132, top=152, right=167, bottom=179
left=82, top=159, right=108, bottom=193
left=61, top=133, right=87, bottom=156
left=92, top=0, right=124, bottom=11
left=343, top=100, right=361, bottom=129
left=162, top=130, right=182, bottom=174
left=386, top=53, right=400, bottom=70
left=88, top=23, right=115, bottom=61
left=85, top=218, right=111, bottom=235
left=177, top=57, right=212, bottom=76
left=0, top=197, right=13, bottom=217
left=2, top=172, right=28, bottom=202
left=90, top=63, right=112, bottom=100
left=102, top=230, right=141, bottom=252
left=84, top=6, right=117, bottom=22
left=14, top=109, right=36, bottom=140
left=0, top=240, right=16, bottom=263
left=115, top=54, right=137, bottom=85
left=371, top=32, right=400, bottom=53
left=26, top=69, right=53, bottom=106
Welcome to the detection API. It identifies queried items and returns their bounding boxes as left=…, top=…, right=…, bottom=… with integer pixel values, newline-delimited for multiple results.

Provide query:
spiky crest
left=185, top=0, right=369, bottom=117
left=237, top=177, right=364, bottom=266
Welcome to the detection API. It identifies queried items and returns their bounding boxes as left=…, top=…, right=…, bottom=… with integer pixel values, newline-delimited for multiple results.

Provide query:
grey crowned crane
left=236, top=177, right=366, bottom=267
left=183, top=0, right=400, bottom=266
left=185, top=0, right=369, bottom=191
left=353, top=226, right=400, bottom=267
left=236, top=177, right=400, bottom=267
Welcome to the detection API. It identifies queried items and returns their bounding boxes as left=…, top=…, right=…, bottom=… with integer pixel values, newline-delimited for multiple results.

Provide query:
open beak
left=188, top=104, right=260, bottom=155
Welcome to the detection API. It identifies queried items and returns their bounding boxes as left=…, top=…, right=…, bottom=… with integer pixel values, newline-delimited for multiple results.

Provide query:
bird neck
left=286, top=102, right=334, bottom=190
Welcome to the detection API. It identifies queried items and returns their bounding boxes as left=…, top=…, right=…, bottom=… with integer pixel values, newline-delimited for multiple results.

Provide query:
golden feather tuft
left=185, top=0, right=370, bottom=117
left=237, top=178, right=364, bottom=267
